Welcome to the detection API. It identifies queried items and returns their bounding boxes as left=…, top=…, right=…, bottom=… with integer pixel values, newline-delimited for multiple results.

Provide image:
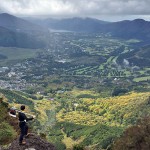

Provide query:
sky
left=0, top=0, right=150, bottom=21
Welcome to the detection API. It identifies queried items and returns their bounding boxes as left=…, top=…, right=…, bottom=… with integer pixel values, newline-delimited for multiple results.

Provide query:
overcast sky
left=0, top=0, right=150, bottom=21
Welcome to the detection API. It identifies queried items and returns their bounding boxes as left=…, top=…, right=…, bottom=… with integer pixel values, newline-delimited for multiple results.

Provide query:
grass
left=133, top=76, right=150, bottom=82
left=61, top=129, right=84, bottom=149
left=60, top=122, right=123, bottom=149
left=0, top=47, right=42, bottom=65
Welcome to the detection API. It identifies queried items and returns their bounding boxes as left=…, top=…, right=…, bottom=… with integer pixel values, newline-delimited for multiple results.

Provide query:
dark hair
left=20, top=105, right=25, bottom=110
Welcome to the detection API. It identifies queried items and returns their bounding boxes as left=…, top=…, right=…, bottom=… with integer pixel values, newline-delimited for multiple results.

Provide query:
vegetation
left=0, top=97, right=17, bottom=145
left=113, top=117, right=150, bottom=150
left=0, top=122, right=17, bottom=145
left=0, top=89, right=34, bottom=110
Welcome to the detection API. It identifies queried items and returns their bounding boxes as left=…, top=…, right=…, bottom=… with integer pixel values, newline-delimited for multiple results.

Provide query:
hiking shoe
left=25, top=133, right=34, bottom=138
left=25, top=133, right=30, bottom=138
left=19, top=141, right=26, bottom=145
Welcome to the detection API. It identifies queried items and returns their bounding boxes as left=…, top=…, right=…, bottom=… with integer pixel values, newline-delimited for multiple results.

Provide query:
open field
left=0, top=47, right=42, bottom=66
left=133, top=76, right=150, bottom=82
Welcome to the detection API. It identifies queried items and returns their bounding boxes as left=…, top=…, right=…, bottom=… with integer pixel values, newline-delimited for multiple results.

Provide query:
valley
left=0, top=31, right=150, bottom=149
left=0, top=32, right=149, bottom=93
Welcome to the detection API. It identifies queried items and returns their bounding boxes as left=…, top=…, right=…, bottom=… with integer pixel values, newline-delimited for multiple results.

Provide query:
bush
left=0, top=122, right=17, bottom=145
left=112, top=88, right=128, bottom=96
left=113, top=117, right=150, bottom=150
left=76, top=94, right=97, bottom=99
left=54, top=141, right=66, bottom=150
left=73, top=144, right=84, bottom=150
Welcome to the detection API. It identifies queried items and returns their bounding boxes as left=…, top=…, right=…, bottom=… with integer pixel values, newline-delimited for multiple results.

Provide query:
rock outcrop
left=6, top=134, right=55, bottom=150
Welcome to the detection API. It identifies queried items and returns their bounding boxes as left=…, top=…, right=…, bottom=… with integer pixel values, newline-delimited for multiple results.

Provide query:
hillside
left=57, top=91, right=150, bottom=126
left=113, top=117, right=150, bottom=150
left=0, top=102, right=17, bottom=146
left=0, top=13, right=47, bottom=33
left=0, top=26, right=46, bottom=48
left=40, top=17, right=109, bottom=32
left=47, top=91, right=150, bottom=149
left=117, top=45, right=150, bottom=67
left=1, top=88, right=150, bottom=149
left=0, top=13, right=50, bottom=49
left=101, top=19, right=150, bottom=40
left=127, top=45, right=150, bottom=67
left=0, top=95, right=55, bottom=150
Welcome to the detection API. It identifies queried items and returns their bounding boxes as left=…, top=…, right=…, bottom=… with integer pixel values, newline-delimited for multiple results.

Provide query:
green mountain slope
left=0, top=96, right=17, bottom=145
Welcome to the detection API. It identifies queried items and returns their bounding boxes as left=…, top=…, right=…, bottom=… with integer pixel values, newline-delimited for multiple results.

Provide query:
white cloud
left=0, top=0, right=150, bottom=20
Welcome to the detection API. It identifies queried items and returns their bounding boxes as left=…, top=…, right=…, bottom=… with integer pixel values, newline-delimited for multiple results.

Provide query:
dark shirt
left=18, top=111, right=33, bottom=122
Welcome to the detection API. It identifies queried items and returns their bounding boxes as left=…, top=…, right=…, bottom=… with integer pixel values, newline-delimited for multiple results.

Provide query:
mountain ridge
left=27, top=16, right=150, bottom=40
left=0, top=13, right=48, bottom=33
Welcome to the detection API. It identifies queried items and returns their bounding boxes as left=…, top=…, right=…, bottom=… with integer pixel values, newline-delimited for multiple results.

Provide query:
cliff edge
left=6, top=134, right=56, bottom=150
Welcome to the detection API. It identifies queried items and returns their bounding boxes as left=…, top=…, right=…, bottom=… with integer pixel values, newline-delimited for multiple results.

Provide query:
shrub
left=0, top=122, right=17, bottom=145
left=73, top=144, right=84, bottom=150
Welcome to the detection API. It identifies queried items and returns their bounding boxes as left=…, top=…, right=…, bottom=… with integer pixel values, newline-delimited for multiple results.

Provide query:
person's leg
left=19, top=124, right=26, bottom=144
left=25, top=124, right=28, bottom=135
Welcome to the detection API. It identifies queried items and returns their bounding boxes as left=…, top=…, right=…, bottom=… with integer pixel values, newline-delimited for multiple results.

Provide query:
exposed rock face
left=7, top=134, right=55, bottom=150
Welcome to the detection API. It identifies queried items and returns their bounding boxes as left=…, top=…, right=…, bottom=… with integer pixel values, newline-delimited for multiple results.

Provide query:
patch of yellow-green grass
left=133, top=76, right=150, bottom=82
left=33, top=99, right=53, bottom=125
left=69, top=89, right=98, bottom=98
left=145, top=68, right=150, bottom=71
left=61, top=129, right=84, bottom=150
left=99, top=65, right=104, bottom=69
left=0, top=47, right=41, bottom=60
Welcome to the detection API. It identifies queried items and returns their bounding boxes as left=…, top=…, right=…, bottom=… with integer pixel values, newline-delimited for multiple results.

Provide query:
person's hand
left=30, top=116, right=34, bottom=120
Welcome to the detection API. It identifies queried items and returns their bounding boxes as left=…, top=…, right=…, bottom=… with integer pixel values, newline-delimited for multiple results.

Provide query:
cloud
left=0, top=0, right=150, bottom=19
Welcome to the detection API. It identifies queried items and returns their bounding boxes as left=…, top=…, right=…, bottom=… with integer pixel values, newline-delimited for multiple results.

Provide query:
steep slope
left=113, top=117, right=150, bottom=150
left=0, top=95, right=55, bottom=150
left=0, top=96, right=17, bottom=145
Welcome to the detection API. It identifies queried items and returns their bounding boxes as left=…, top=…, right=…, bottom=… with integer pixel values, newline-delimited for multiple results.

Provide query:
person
left=18, top=105, right=34, bottom=145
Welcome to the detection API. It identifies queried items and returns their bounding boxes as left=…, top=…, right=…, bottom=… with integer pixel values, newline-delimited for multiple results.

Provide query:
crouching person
left=18, top=105, right=34, bottom=145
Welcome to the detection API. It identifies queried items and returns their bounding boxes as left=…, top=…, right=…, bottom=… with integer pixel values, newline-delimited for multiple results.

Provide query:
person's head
left=20, top=105, right=25, bottom=111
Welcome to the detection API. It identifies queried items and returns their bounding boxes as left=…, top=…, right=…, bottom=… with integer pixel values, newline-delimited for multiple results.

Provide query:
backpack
left=9, top=107, right=17, bottom=117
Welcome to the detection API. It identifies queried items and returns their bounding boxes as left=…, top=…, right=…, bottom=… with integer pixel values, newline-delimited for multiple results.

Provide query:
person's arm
left=22, top=113, right=34, bottom=121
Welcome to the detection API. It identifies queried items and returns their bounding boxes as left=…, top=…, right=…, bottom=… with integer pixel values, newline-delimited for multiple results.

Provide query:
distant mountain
left=0, top=13, right=47, bottom=33
left=0, top=26, right=46, bottom=48
left=44, top=17, right=109, bottom=32
left=1, top=13, right=150, bottom=48
left=28, top=17, right=150, bottom=40
left=103, top=19, right=150, bottom=39
left=27, top=17, right=110, bottom=32
left=0, top=13, right=49, bottom=48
